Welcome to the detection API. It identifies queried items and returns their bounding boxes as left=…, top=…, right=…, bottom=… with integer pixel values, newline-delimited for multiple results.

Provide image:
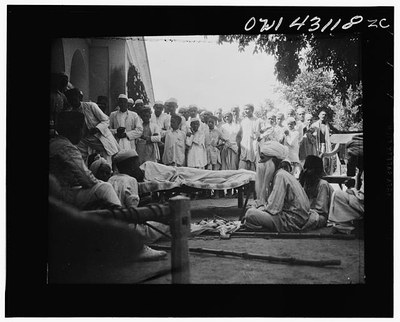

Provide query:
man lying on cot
left=243, top=141, right=326, bottom=232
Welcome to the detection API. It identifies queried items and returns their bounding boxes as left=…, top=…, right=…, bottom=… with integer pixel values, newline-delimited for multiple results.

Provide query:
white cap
left=165, top=97, right=178, bottom=104
left=118, top=94, right=128, bottom=100
left=127, top=98, right=134, bottom=104
left=135, top=99, right=144, bottom=104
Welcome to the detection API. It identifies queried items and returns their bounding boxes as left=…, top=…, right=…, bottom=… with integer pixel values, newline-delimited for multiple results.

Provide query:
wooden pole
left=199, top=231, right=356, bottom=240
left=151, top=244, right=341, bottom=267
left=169, top=195, right=191, bottom=284
left=237, top=186, right=243, bottom=208
left=80, top=204, right=170, bottom=224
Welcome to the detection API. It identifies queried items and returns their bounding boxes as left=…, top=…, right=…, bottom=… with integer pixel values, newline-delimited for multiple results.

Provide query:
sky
left=145, top=35, right=286, bottom=113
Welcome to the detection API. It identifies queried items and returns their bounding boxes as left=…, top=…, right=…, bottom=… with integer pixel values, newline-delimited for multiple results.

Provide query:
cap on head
left=118, top=94, right=128, bottom=100
left=165, top=98, right=178, bottom=105
left=135, top=99, right=144, bottom=104
left=127, top=98, right=134, bottom=104
left=113, top=149, right=139, bottom=164
left=190, top=117, right=200, bottom=124
left=286, top=117, right=296, bottom=124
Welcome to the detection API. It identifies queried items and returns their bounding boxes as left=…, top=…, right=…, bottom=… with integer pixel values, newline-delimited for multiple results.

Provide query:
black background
left=6, top=5, right=393, bottom=317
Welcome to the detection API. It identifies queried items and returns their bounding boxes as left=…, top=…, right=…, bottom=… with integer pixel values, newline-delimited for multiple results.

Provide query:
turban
left=188, top=104, right=198, bottom=110
left=259, top=141, right=288, bottom=160
left=346, top=134, right=363, bottom=157
left=297, top=107, right=306, bottom=114
left=154, top=100, right=164, bottom=105
left=118, top=94, right=128, bottom=100
left=286, top=117, right=296, bottom=124
left=89, top=156, right=110, bottom=175
left=127, top=98, right=134, bottom=104
left=190, top=117, right=200, bottom=124
left=113, top=149, right=139, bottom=164
left=223, top=111, right=232, bottom=117
left=135, top=99, right=144, bottom=104
left=165, top=98, right=178, bottom=104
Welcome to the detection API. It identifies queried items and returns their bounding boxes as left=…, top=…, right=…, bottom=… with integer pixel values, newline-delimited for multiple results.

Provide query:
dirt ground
left=50, top=196, right=364, bottom=284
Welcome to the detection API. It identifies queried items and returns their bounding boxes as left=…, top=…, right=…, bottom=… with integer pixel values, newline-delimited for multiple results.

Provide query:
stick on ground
left=151, top=244, right=341, bottom=267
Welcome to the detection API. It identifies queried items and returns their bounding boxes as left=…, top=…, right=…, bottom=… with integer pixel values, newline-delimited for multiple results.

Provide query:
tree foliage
left=278, top=68, right=362, bottom=132
left=218, top=33, right=361, bottom=102
left=126, top=64, right=149, bottom=104
left=254, top=98, right=276, bottom=119
left=331, top=83, right=363, bottom=132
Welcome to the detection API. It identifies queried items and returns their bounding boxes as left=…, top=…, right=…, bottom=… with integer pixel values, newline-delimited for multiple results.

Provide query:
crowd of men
left=49, top=72, right=364, bottom=260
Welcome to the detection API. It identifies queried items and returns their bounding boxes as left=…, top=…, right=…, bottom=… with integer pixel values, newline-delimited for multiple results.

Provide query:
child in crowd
left=186, top=118, right=207, bottom=169
left=136, top=106, right=161, bottom=165
left=206, top=115, right=223, bottom=170
left=162, top=114, right=186, bottom=166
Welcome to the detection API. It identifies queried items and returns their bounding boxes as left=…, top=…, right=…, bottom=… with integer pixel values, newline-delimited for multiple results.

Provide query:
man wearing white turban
left=244, top=141, right=313, bottom=232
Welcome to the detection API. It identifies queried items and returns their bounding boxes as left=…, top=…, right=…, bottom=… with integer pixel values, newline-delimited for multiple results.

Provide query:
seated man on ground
left=49, top=111, right=122, bottom=210
left=109, top=150, right=170, bottom=244
left=328, top=134, right=364, bottom=229
left=244, top=141, right=321, bottom=232
left=89, top=155, right=113, bottom=182
left=299, top=155, right=334, bottom=228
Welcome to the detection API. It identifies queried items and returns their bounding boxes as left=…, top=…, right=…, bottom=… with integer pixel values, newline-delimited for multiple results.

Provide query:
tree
left=218, top=33, right=361, bottom=102
left=331, top=83, right=363, bottom=132
left=278, top=68, right=362, bottom=132
left=126, top=64, right=149, bottom=104
left=254, top=98, right=276, bottom=119
left=279, top=68, right=336, bottom=120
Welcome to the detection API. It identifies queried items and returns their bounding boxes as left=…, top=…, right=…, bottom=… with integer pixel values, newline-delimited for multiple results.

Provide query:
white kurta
left=186, top=130, right=207, bottom=168
left=162, top=129, right=186, bottom=166
left=78, top=101, right=120, bottom=156
left=284, top=129, right=300, bottom=163
left=238, top=116, right=262, bottom=163
left=108, top=173, right=140, bottom=208
left=150, top=112, right=171, bottom=138
left=220, top=122, right=240, bottom=170
left=109, top=109, right=143, bottom=151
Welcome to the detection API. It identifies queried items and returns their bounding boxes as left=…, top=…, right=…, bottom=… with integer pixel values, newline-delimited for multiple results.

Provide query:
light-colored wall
left=91, top=38, right=126, bottom=110
left=53, top=37, right=154, bottom=111
left=62, top=39, right=90, bottom=101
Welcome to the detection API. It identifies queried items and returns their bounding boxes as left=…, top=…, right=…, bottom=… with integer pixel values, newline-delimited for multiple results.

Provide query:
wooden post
left=169, top=195, right=191, bottom=284
left=237, top=186, right=243, bottom=208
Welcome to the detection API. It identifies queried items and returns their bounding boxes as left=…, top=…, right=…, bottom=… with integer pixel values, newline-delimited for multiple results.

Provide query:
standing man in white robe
left=109, top=94, right=143, bottom=153
left=312, top=110, right=333, bottom=174
left=237, top=104, right=262, bottom=171
left=65, top=88, right=120, bottom=165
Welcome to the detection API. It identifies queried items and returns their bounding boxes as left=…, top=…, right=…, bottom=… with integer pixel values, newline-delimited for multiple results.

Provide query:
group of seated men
left=244, top=136, right=364, bottom=233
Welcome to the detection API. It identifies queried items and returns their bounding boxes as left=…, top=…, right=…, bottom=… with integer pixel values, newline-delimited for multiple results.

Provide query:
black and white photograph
left=5, top=3, right=394, bottom=318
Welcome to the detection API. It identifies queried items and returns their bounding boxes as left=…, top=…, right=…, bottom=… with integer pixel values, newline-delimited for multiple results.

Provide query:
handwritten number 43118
left=244, top=16, right=390, bottom=32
